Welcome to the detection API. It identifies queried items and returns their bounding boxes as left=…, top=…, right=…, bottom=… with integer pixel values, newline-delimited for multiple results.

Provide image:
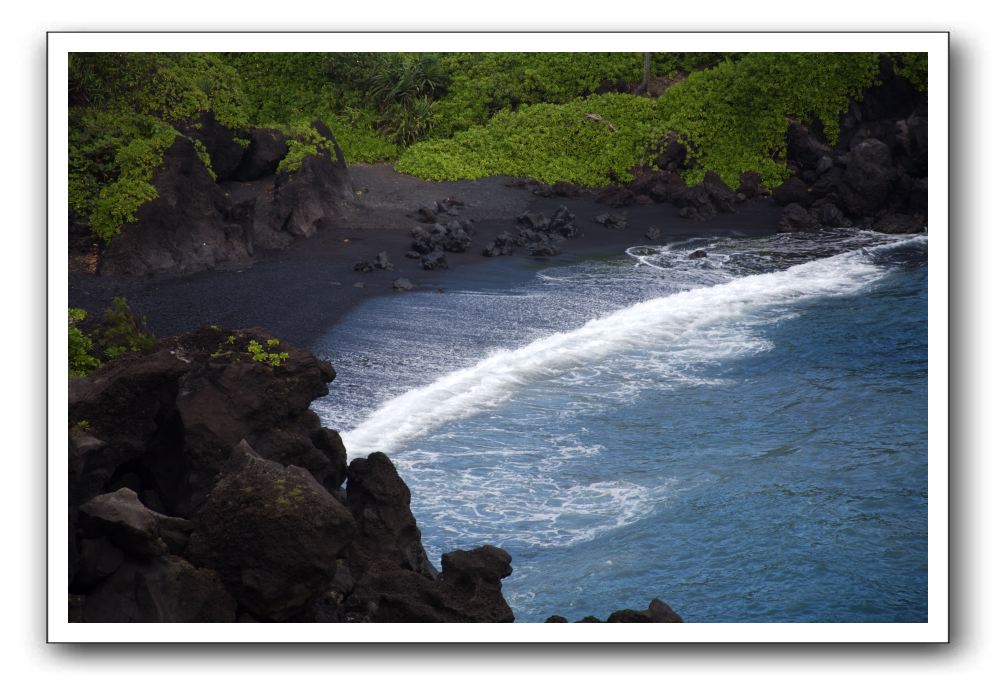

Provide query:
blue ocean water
left=312, top=230, right=928, bottom=623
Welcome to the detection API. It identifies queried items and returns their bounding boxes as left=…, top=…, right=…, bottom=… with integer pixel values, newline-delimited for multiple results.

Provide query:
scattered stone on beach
left=393, top=278, right=414, bottom=291
left=529, top=241, right=561, bottom=257
left=410, top=197, right=466, bottom=223
left=548, top=205, right=578, bottom=238
left=645, top=227, right=661, bottom=240
left=688, top=249, right=708, bottom=259
left=353, top=251, right=394, bottom=273
left=404, top=250, right=421, bottom=259
left=483, top=231, right=517, bottom=257
left=594, top=212, right=628, bottom=229
left=420, top=251, right=449, bottom=271
left=410, top=220, right=475, bottom=254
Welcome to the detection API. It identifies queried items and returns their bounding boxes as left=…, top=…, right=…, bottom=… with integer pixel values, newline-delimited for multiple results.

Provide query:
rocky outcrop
left=545, top=598, right=683, bottom=623
left=68, top=326, right=684, bottom=624
left=596, top=56, right=926, bottom=235
left=185, top=448, right=355, bottom=618
left=95, top=120, right=353, bottom=277
left=99, top=136, right=252, bottom=276
left=66, top=327, right=532, bottom=623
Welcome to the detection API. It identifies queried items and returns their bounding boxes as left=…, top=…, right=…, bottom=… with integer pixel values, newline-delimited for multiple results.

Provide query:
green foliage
left=69, top=53, right=248, bottom=128
left=274, top=123, right=334, bottom=174
left=219, top=52, right=398, bottom=163
left=429, top=52, right=728, bottom=137
left=657, top=52, right=880, bottom=186
left=397, top=93, right=661, bottom=187
left=247, top=339, right=289, bottom=367
left=99, top=297, right=156, bottom=359
left=894, top=52, right=928, bottom=92
left=69, top=53, right=246, bottom=240
left=68, top=308, right=100, bottom=378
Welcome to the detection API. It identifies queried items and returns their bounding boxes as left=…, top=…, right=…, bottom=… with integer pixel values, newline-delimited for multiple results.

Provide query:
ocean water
left=311, top=230, right=929, bottom=623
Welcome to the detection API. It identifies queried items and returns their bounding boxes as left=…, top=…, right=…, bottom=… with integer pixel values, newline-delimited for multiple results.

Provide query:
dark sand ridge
left=68, top=164, right=782, bottom=348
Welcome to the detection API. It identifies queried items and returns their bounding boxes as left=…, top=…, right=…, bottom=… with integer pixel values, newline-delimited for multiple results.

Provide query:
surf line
left=341, top=239, right=920, bottom=457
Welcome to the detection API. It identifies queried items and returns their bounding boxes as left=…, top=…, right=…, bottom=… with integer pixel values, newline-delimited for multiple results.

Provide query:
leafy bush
left=68, top=308, right=100, bottom=378
left=69, top=53, right=246, bottom=239
left=397, top=93, right=661, bottom=186
left=894, top=52, right=928, bottom=92
left=428, top=52, right=729, bottom=137
left=399, top=52, right=882, bottom=189
left=657, top=52, right=880, bottom=186
left=219, top=52, right=398, bottom=163
left=98, top=297, right=156, bottom=359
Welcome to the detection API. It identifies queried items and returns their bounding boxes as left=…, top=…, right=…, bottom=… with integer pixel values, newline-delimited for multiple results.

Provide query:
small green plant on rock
left=247, top=338, right=290, bottom=367
left=68, top=308, right=100, bottom=378
left=99, top=297, right=156, bottom=359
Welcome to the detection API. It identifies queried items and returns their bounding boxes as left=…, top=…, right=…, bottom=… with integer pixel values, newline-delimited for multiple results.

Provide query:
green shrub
left=400, top=52, right=882, bottom=190
left=397, top=93, right=661, bottom=186
left=657, top=52, right=880, bottom=186
left=68, top=308, right=100, bottom=378
left=98, top=297, right=156, bottom=359
left=894, top=52, right=927, bottom=92
left=428, top=52, right=729, bottom=137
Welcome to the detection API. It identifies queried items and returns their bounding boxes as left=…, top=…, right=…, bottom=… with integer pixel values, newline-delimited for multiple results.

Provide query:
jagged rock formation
left=98, top=117, right=353, bottom=277
left=67, top=327, right=684, bottom=623
left=67, top=327, right=513, bottom=622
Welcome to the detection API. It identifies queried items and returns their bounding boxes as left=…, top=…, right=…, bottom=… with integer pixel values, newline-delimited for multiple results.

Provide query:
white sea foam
left=341, top=237, right=924, bottom=457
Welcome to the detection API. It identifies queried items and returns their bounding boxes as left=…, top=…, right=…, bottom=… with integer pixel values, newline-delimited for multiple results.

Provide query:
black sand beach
left=68, top=163, right=783, bottom=347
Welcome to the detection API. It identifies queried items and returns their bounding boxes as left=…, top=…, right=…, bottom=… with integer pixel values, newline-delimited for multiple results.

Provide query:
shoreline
left=69, top=163, right=783, bottom=348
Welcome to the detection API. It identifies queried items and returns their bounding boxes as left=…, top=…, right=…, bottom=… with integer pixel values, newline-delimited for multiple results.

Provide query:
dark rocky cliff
left=68, top=327, right=682, bottom=623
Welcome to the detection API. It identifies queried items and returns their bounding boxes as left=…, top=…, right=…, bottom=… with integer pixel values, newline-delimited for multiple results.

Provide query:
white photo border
left=48, top=31, right=949, bottom=643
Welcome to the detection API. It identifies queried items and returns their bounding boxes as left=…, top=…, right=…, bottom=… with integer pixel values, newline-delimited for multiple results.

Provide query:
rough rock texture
left=778, top=203, right=820, bottom=232
left=545, top=598, right=683, bottom=624
left=346, top=546, right=514, bottom=623
left=82, top=555, right=237, bottom=623
left=79, top=488, right=170, bottom=557
left=250, top=141, right=354, bottom=249
left=234, top=128, right=289, bottom=181
left=183, top=111, right=247, bottom=182
left=68, top=327, right=681, bottom=624
left=345, top=452, right=437, bottom=580
left=99, top=137, right=252, bottom=276
left=186, top=448, right=356, bottom=617
left=67, top=328, right=552, bottom=624
left=68, top=327, right=339, bottom=515
left=95, top=121, right=353, bottom=277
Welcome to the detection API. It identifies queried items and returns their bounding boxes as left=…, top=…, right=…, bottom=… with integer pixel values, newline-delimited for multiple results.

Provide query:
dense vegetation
left=69, top=51, right=924, bottom=245
left=400, top=53, right=888, bottom=187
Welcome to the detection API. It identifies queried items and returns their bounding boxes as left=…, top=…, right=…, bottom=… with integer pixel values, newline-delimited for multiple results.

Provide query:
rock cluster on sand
left=483, top=205, right=578, bottom=257
left=353, top=251, right=394, bottom=273
left=94, top=118, right=354, bottom=276
left=68, top=327, right=684, bottom=623
left=595, top=56, right=926, bottom=234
